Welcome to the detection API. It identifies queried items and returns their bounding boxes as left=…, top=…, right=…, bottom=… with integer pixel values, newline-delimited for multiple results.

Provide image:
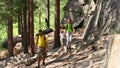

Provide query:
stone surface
left=0, top=29, right=109, bottom=68
left=108, top=35, right=120, bottom=68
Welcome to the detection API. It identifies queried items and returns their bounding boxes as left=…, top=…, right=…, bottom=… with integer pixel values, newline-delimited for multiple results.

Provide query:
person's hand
left=46, top=48, right=48, bottom=52
left=73, top=29, right=76, bottom=33
left=35, top=43, right=37, bottom=46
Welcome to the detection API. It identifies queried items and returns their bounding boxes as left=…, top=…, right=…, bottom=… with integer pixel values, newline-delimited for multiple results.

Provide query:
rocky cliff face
left=62, top=0, right=96, bottom=24
left=62, top=0, right=120, bottom=40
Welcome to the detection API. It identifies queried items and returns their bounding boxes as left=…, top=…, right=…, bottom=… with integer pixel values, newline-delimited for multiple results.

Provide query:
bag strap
left=36, top=35, right=39, bottom=45
left=44, top=35, right=46, bottom=40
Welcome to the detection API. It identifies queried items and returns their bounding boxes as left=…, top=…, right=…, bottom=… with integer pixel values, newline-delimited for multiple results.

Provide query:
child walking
left=60, top=26, right=65, bottom=49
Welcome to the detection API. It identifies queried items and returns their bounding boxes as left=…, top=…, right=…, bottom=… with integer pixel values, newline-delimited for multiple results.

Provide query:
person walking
left=65, top=18, right=75, bottom=50
left=35, top=30, right=48, bottom=68
left=60, top=26, right=66, bottom=49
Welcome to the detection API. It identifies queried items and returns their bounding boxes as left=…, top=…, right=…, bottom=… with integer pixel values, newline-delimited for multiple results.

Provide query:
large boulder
left=2, top=35, right=22, bottom=49
left=62, top=0, right=120, bottom=41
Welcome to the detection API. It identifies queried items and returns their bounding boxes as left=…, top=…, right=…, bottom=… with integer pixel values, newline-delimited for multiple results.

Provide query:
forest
left=0, top=0, right=67, bottom=50
left=0, top=0, right=120, bottom=68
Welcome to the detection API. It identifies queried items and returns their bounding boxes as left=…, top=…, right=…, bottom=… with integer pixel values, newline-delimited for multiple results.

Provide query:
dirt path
left=1, top=29, right=118, bottom=68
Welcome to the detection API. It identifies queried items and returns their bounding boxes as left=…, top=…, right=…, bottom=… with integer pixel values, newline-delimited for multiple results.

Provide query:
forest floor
left=0, top=29, right=115, bottom=68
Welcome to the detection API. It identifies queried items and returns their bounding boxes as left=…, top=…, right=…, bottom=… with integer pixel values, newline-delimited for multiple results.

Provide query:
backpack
left=36, top=35, right=46, bottom=45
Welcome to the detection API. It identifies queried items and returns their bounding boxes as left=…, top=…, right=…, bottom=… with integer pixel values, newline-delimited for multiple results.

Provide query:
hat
left=39, top=29, right=43, bottom=33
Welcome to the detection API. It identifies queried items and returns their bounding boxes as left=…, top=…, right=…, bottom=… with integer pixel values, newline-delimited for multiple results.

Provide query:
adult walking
left=65, top=18, right=75, bottom=50
left=35, top=30, right=48, bottom=68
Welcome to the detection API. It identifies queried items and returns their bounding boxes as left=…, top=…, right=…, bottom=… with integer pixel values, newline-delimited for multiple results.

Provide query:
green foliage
left=60, top=0, right=68, bottom=21
left=13, top=0, right=23, bottom=13
left=0, top=0, right=68, bottom=50
left=0, top=1, right=9, bottom=20
left=0, top=0, right=19, bottom=19
left=0, top=45, right=5, bottom=50
left=34, top=0, right=68, bottom=31
left=0, top=24, right=7, bottom=48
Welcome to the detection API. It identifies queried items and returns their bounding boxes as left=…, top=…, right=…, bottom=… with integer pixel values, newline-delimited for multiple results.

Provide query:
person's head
left=60, top=25, right=65, bottom=29
left=67, top=18, right=72, bottom=24
left=60, top=30, right=64, bottom=34
left=39, top=29, right=44, bottom=36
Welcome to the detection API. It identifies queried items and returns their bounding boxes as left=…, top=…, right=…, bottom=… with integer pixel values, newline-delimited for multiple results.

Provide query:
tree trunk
left=45, top=0, right=50, bottom=29
left=22, top=0, right=28, bottom=53
left=54, top=0, right=60, bottom=48
left=39, top=11, right=42, bottom=29
left=7, top=0, right=13, bottom=57
left=18, top=12, right=22, bottom=35
left=29, top=0, right=34, bottom=54
left=7, top=18, right=13, bottom=57
left=28, top=0, right=30, bottom=48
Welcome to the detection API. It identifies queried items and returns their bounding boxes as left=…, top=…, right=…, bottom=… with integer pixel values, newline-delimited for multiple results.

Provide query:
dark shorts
left=37, top=47, right=47, bottom=58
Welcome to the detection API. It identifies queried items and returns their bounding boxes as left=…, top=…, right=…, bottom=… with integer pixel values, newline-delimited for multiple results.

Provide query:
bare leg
left=61, top=43, right=64, bottom=49
left=69, top=33, right=72, bottom=49
left=43, top=57, right=45, bottom=65
left=38, top=58, right=40, bottom=68
left=69, top=41, right=72, bottom=49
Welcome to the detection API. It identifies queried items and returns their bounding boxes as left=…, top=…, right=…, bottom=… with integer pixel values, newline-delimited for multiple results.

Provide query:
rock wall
left=107, top=35, right=120, bottom=68
left=62, top=0, right=120, bottom=38
left=61, top=0, right=96, bottom=25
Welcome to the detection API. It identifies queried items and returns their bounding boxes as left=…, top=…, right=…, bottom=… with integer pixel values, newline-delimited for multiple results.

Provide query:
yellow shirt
left=37, top=35, right=48, bottom=47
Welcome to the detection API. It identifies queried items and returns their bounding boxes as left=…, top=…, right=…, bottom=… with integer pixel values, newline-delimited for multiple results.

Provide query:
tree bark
left=54, top=0, right=60, bottom=48
left=28, top=0, right=30, bottom=48
left=45, top=0, right=50, bottom=29
left=7, top=0, right=13, bottom=57
left=22, top=0, right=28, bottom=53
left=7, top=18, right=14, bottom=57
left=29, top=0, right=34, bottom=54
left=39, top=10, right=42, bottom=29
left=18, top=12, right=22, bottom=35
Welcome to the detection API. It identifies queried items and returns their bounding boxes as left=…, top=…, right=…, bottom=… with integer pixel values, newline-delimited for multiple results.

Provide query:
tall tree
left=54, top=0, right=60, bottom=48
left=22, top=0, right=28, bottom=53
left=7, top=0, right=14, bottom=57
left=29, top=0, right=34, bottom=54
left=18, top=12, right=22, bottom=35
left=28, top=0, right=30, bottom=50
left=17, top=0, right=23, bottom=35
left=45, top=0, right=50, bottom=29
left=8, top=18, right=14, bottom=57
